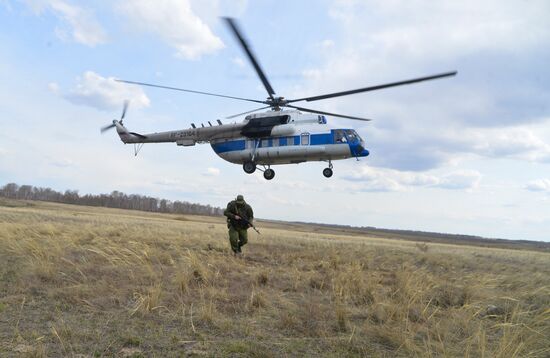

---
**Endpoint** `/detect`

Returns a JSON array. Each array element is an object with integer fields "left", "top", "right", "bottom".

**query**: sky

[{"left": 1, "top": 0, "right": 549, "bottom": 241}]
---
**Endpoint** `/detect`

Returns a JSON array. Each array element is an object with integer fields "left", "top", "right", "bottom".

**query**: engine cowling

[{"left": 240, "top": 115, "right": 290, "bottom": 138}]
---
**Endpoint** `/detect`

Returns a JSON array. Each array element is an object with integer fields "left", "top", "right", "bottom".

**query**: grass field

[{"left": 1, "top": 199, "right": 549, "bottom": 357}]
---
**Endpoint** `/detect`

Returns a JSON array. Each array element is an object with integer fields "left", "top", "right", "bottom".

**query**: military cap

[{"left": 236, "top": 194, "right": 245, "bottom": 203}]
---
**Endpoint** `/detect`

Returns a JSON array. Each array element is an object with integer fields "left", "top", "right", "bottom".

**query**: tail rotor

[{"left": 101, "top": 100, "right": 129, "bottom": 134}]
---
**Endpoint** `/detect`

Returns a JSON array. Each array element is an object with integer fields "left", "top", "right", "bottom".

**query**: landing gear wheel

[
  {"left": 243, "top": 161, "right": 256, "bottom": 174},
  {"left": 264, "top": 168, "right": 275, "bottom": 180},
  {"left": 323, "top": 168, "right": 333, "bottom": 178}
]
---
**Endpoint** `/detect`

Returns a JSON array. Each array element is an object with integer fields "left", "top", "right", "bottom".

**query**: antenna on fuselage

[
  {"left": 191, "top": 123, "right": 196, "bottom": 128},
  {"left": 217, "top": 119, "right": 222, "bottom": 125}
]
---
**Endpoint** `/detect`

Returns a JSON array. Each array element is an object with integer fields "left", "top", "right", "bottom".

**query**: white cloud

[
  {"left": 48, "top": 82, "right": 60, "bottom": 94},
  {"left": 154, "top": 178, "right": 184, "bottom": 187},
  {"left": 329, "top": 0, "right": 550, "bottom": 60},
  {"left": 1, "top": 0, "right": 12, "bottom": 10},
  {"left": 264, "top": 193, "right": 308, "bottom": 207},
  {"left": 203, "top": 167, "right": 220, "bottom": 176},
  {"left": 437, "top": 170, "right": 481, "bottom": 190},
  {"left": 49, "top": 157, "right": 76, "bottom": 168},
  {"left": 468, "top": 126, "right": 550, "bottom": 162},
  {"left": 525, "top": 179, "right": 550, "bottom": 193},
  {"left": 23, "top": 0, "right": 106, "bottom": 46},
  {"left": 320, "top": 39, "right": 335, "bottom": 49},
  {"left": 343, "top": 167, "right": 418, "bottom": 191},
  {"left": 63, "top": 71, "right": 150, "bottom": 111},
  {"left": 117, "top": 0, "right": 224, "bottom": 60},
  {"left": 232, "top": 57, "right": 246, "bottom": 68},
  {"left": 343, "top": 166, "right": 480, "bottom": 192}
]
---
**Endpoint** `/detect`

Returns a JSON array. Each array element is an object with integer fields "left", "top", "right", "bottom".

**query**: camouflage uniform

[{"left": 224, "top": 195, "right": 254, "bottom": 254}]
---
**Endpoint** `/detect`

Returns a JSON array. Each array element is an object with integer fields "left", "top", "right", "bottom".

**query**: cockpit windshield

[
  {"left": 344, "top": 129, "right": 363, "bottom": 143},
  {"left": 333, "top": 129, "right": 364, "bottom": 144}
]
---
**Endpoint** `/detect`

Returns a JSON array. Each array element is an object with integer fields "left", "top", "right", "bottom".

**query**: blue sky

[{"left": 1, "top": 0, "right": 549, "bottom": 241}]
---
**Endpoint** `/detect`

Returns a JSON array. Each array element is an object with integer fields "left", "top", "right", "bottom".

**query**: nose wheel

[{"left": 323, "top": 160, "right": 334, "bottom": 178}]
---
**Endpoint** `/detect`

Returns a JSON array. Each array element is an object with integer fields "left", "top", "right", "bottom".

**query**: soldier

[{"left": 224, "top": 195, "right": 254, "bottom": 255}]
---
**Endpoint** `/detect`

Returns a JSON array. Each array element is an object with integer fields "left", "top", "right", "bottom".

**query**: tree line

[{"left": 0, "top": 183, "right": 223, "bottom": 216}]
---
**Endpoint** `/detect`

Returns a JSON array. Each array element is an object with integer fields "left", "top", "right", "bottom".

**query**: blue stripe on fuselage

[
  {"left": 211, "top": 140, "right": 246, "bottom": 154},
  {"left": 310, "top": 133, "right": 332, "bottom": 145},
  {"left": 210, "top": 132, "right": 360, "bottom": 154}
]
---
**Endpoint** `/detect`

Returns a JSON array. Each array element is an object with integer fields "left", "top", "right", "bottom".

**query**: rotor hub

[{"left": 267, "top": 96, "right": 287, "bottom": 110}]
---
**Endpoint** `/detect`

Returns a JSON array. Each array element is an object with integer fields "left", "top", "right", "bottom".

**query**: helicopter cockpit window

[
  {"left": 334, "top": 129, "right": 347, "bottom": 143},
  {"left": 317, "top": 115, "right": 327, "bottom": 124},
  {"left": 344, "top": 129, "right": 357, "bottom": 142}
]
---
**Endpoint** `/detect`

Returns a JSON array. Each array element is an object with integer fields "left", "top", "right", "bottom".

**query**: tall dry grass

[{"left": 0, "top": 199, "right": 549, "bottom": 357}]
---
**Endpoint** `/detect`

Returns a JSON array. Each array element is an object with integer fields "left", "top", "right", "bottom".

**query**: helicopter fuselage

[
  {"left": 210, "top": 122, "right": 369, "bottom": 166},
  {"left": 113, "top": 110, "right": 369, "bottom": 179}
]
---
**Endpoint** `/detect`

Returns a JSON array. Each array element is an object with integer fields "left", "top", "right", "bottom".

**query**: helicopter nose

[{"left": 350, "top": 143, "right": 369, "bottom": 157}]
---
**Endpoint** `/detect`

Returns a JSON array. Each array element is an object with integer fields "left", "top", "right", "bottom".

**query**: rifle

[
  {"left": 241, "top": 216, "right": 260, "bottom": 234},
  {"left": 235, "top": 207, "right": 261, "bottom": 234}
]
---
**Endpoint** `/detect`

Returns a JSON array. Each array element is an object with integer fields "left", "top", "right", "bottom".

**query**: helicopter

[{"left": 102, "top": 17, "right": 456, "bottom": 180}]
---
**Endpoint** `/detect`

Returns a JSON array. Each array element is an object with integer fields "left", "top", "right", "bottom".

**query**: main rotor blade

[
  {"left": 226, "top": 106, "right": 272, "bottom": 119},
  {"left": 116, "top": 79, "right": 266, "bottom": 105},
  {"left": 121, "top": 100, "right": 129, "bottom": 120},
  {"left": 288, "top": 71, "right": 457, "bottom": 103},
  {"left": 100, "top": 123, "right": 116, "bottom": 134},
  {"left": 285, "top": 105, "right": 372, "bottom": 121},
  {"left": 223, "top": 17, "right": 276, "bottom": 99}
]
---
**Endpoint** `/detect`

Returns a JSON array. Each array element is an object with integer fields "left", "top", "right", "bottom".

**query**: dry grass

[{"left": 0, "top": 199, "right": 549, "bottom": 357}]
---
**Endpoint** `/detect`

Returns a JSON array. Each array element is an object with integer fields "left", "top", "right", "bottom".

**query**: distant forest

[{"left": 0, "top": 183, "right": 224, "bottom": 216}]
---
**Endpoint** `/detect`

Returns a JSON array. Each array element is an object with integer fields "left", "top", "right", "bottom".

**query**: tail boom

[{"left": 114, "top": 121, "right": 246, "bottom": 145}]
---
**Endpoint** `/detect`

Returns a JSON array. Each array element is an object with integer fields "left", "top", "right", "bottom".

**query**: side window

[
  {"left": 272, "top": 138, "right": 279, "bottom": 147},
  {"left": 301, "top": 133, "right": 310, "bottom": 145},
  {"left": 287, "top": 136, "right": 294, "bottom": 146},
  {"left": 261, "top": 139, "right": 269, "bottom": 148}
]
